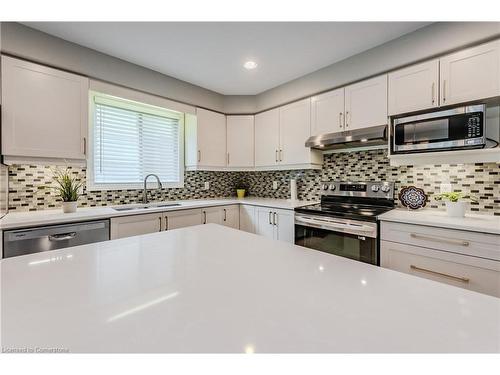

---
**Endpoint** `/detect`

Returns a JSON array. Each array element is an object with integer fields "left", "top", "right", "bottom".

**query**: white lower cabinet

[
  {"left": 111, "top": 213, "right": 162, "bottom": 240},
  {"left": 221, "top": 205, "right": 240, "bottom": 229},
  {"left": 380, "top": 221, "right": 500, "bottom": 298},
  {"left": 164, "top": 209, "right": 202, "bottom": 230},
  {"left": 201, "top": 205, "right": 240, "bottom": 229},
  {"left": 255, "top": 207, "right": 294, "bottom": 243},
  {"left": 239, "top": 205, "right": 256, "bottom": 233}
]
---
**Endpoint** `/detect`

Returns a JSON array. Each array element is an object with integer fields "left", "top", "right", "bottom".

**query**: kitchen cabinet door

[
  {"left": 195, "top": 108, "right": 227, "bottom": 167},
  {"left": 221, "top": 205, "right": 240, "bottom": 229},
  {"left": 164, "top": 209, "right": 202, "bottom": 230},
  {"left": 226, "top": 115, "right": 254, "bottom": 168},
  {"left": 274, "top": 209, "right": 295, "bottom": 243},
  {"left": 388, "top": 59, "right": 439, "bottom": 115},
  {"left": 311, "top": 88, "right": 345, "bottom": 135},
  {"left": 1, "top": 56, "right": 89, "bottom": 160},
  {"left": 202, "top": 207, "right": 223, "bottom": 225},
  {"left": 239, "top": 205, "right": 256, "bottom": 233},
  {"left": 279, "top": 98, "right": 312, "bottom": 165},
  {"left": 381, "top": 240, "right": 500, "bottom": 298},
  {"left": 255, "top": 207, "right": 275, "bottom": 240},
  {"left": 440, "top": 40, "right": 500, "bottom": 106},
  {"left": 254, "top": 108, "right": 280, "bottom": 167},
  {"left": 110, "top": 213, "right": 162, "bottom": 240},
  {"left": 344, "top": 75, "right": 388, "bottom": 131}
]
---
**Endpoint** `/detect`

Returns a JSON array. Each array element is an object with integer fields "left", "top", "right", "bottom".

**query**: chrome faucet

[{"left": 143, "top": 174, "right": 163, "bottom": 204}]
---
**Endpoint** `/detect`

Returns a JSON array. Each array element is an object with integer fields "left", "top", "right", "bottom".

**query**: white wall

[
  {"left": 254, "top": 22, "right": 500, "bottom": 112},
  {"left": 0, "top": 22, "right": 226, "bottom": 112}
]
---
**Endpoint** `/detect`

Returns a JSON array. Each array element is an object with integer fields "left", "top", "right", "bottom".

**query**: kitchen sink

[{"left": 113, "top": 203, "right": 181, "bottom": 212}]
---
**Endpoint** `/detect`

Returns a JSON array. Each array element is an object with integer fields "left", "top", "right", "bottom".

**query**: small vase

[
  {"left": 445, "top": 201, "right": 466, "bottom": 218},
  {"left": 62, "top": 201, "right": 78, "bottom": 213},
  {"left": 236, "top": 189, "right": 246, "bottom": 198}
]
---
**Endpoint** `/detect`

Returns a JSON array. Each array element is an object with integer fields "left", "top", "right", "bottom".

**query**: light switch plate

[
  {"left": 204, "top": 182, "right": 210, "bottom": 190},
  {"left": 272, "top": 181, "right": 278, "bottom": 190}
]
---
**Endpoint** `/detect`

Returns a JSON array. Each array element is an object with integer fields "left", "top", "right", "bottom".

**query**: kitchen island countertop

[{"left": 1, "top": 224, "right": 499, "bottom": 353}]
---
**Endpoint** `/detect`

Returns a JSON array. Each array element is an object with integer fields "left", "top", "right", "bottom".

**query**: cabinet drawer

[
  {"left": 381, "top": 241, "right": 500, "bottom": 298},
  {"left": 380, "top": 221, "right": 500, "bottom": 261}
]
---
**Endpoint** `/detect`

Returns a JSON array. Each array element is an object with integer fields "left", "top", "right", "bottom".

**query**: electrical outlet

[
  {"left": 440, "top": 183, "right": 452, "bottom": 193},
  {"left": 272, "top": 181, "right": 278, "bottom": 190},
  {"left": 204, "top": 181, "right": 210, "bottom": 190}
]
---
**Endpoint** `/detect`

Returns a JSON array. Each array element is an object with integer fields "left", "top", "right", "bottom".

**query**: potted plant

[
  {"left": 434, "top": 192, "right": 477, "bottom": 218},
  {"left": 51, "top": 167, "right": 84, "bottom": 213},
  {"left": 235, "top": 180, "right": 248, "bottom": 199}
]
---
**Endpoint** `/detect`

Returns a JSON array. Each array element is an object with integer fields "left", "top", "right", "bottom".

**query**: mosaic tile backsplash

[{"left": 7, "top": 149, "right": 500, "bottom": 215}]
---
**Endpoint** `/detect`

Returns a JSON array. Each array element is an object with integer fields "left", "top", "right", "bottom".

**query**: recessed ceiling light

[{"left": 243, "top": 61, "right": 258, "bottom": 70}]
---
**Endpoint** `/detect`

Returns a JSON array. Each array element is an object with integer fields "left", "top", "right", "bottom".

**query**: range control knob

[
  {"left": 371, "top": 185, "right": 380, "bottom": 192},
  {"left": 381, "top": 185, "right": 391, "bottom": 193},
  {"left": 322, "top": 184, "right": 329, "bottom": 190},
  {"left": 329, "top": 184, "right": 336, "bottom": 191}
]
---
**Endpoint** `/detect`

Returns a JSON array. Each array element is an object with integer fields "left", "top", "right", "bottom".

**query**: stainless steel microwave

[{"left": 392, "top": 105, "right": 486, "bottom": 154}]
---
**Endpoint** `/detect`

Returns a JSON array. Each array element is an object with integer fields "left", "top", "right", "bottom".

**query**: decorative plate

[{"left": 398, "top": 186, "right": 428, "bottom": 210}]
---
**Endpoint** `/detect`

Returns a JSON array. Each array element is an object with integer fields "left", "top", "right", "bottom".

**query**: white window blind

[{"left": 89, "top": 93, "right": 184, "bottom": 190}]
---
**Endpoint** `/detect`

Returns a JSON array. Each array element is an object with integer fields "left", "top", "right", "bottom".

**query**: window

[{"left": 88, "top": 92, "right": 184, "bottom": 190}]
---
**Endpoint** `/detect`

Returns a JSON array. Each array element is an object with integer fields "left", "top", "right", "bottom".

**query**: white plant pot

[
  {"left": 62, "top": 201, "right": 78, "bottom": 214},
  {"left": 445, "top": 201, "right": 466, "bottom": 218}
]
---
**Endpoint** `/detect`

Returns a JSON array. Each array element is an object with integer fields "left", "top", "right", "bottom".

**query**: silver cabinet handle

[
  {"left": 165, "top": 216, "right": 169, "bottom": 231},
  {"left": 227, "top": 153, "right": 230, "bottom": 165},
  {"left": 273, "top": 212, "right": 277, "bottom": 226},
  {"left": 83, "top": 137, "right": 87, "bottom": 156},
  {"left": 339, "top": 112, "right": 343, "bottom": 128},
  {"left": 279, "top": 149, "right": 283, "bottom": 162},
  {"left": 269, "top": 211, "right": 272, "bottom": 225},
  {"left": 203, "top": 211, "right": 207, "bottom": 224},
  {"left": 442, "top": 80, "right": 446, "bottom": 103},
  {"left": 431, "top": 82, "right": 435, "bottom": 104},
  {"left": 159, "top": 217, "right": 162, "bottom": 232},
  {"left": 410, "top": 265, "right": 470, "bottom": 283},
  {"left": 48, "top": 232, "right": 76, "bottom": 241},
  {"left": 410, "top": 233, "right": 469, "bottom": 247},
  {"left": 275, "top": 149, "right": 278, "bottom": 163},
  {"left": 198, "top": 150, "right": 201, "bottom": 163},
  {"left": 345, "top": 111, "right": 349, "bottom": 128},
  {"left": 223, "top": 208, "right": 227, "bottom": 222}
]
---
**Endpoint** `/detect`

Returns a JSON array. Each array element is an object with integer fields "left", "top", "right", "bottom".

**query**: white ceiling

[{"left": 24, "top": 22, "right": 431, "bottom": 95}]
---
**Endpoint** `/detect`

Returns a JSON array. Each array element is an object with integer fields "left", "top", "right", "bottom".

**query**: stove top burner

[
  {"left": 294, "top": 180, "right": 395, "bottom": 222},
  {"left": 295, "top": 202, "right": 393, "bottom": 222}
]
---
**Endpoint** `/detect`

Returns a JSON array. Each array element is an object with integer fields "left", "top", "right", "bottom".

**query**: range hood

[{"left": 305, "top": 125, "right": 387, "bottom": 150}]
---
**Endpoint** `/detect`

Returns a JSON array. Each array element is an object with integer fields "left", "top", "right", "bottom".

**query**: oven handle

[{"left": 295, "top": 216, "right": 375, "bottom": 234}]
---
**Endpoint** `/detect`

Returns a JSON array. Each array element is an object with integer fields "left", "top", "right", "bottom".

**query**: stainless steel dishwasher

[{"left": 2, "top": 220, "right": 110, "bottom": 258}]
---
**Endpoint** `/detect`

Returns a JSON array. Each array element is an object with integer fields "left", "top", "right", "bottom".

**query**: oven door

[{"left": 294, "top": 214, "right": 378, "bottom": 265}]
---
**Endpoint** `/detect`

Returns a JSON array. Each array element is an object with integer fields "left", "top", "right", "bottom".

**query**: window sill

[{"left": 86, "top": 182, "right": 184, "bottom": 192}]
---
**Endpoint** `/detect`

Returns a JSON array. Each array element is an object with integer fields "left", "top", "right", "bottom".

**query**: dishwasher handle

[{"left": 48, "top": 232, "right": 77, "bottom": 241}]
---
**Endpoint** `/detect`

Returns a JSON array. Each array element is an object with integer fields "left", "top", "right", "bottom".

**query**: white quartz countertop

[
  {"left": 378, "top": 208, "right": 500, "bottom": 235},
  {"left": 1, "top": 224, "right": 499, "bottom": 353},
  {"left": 0, "top": 197, "right": 315, "bottom": 230}
]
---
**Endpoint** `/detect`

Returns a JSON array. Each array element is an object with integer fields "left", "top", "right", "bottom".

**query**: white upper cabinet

[
  {"left": 279, "top": 98, "right": 313, "bottom": 165},
  {"left": 226, "top": 115, "right": 254, "bottom": 168},
  {"left": 440, "top": 40, "right": 500, "bottom": 106},
  {"left": 185, "top": 108, "right": 226, "bottom": 169},
  {"left": 1, "top": 56, "right": 89, "bottom": 161},
  {"left": 344, "top": 75, "right": 388, "bottom": 131},
  {"left": 311, "top": 88, "right": 345, "bottom": 135},
  {"left": 254, "top": 108, "right": 280, "bottom": 167},
  {"left": 388, "top": 59, "right": 439, "bottom": 115}
]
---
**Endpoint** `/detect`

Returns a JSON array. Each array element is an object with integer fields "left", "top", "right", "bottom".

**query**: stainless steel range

[{"left": 294, "top": 181, "right": 394, "bottom": 265}]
